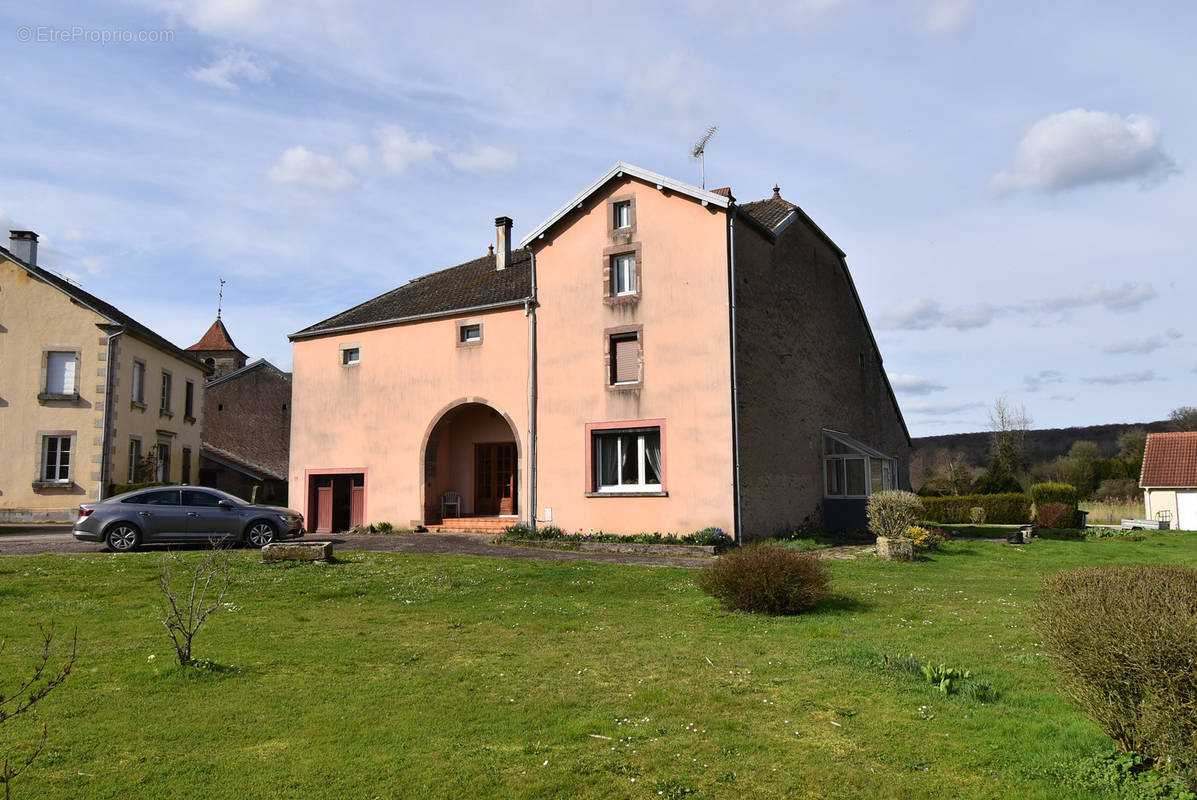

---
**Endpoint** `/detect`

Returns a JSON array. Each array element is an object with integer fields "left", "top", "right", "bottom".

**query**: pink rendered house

[{"left": 288, "top": 163, "right": 910, "bottom": 539}]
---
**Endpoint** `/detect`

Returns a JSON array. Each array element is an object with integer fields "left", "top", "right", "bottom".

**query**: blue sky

[{"left": 2, "top": 0, "right": 1193, "bottom": 436}]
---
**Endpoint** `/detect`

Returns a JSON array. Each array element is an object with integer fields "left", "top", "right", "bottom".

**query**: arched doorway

[{"left": 422, "top": 401, "right": 521, "bottom": 524}]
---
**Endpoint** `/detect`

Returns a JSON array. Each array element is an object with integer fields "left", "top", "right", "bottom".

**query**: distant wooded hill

[{"left": 912, "top": 419, "right": 1173, "bottom": 467}]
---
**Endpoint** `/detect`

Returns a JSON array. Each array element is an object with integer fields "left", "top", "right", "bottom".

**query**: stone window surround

[
  {"left": 601, "top": 242, "right": 643, "bottom": 305},
  {"left": 456, "top": 319, "right": 483, "bottom": 349},
  {"left": 159, "top": 369, "right": 173, "bottom": 417},
  {"left": 606, "top": 192, "right": 637, "bottom": 239},
  {"left": 37, "top": 346, "right": 81, "bottom": 403},
  {"left": 32, "top": 428, "right": 76, "bottom": 490},
  {"left": 583, "top": 418, "right": 668, "bottom": 497},
  {"left": 131, "top": 358, "right": 147, "bottom": 409},
  {"left": 604, "top": 324, "right": 644, "bottom": 391}
]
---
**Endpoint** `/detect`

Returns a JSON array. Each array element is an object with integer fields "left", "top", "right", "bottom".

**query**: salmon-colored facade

[{"left": 289, "top": 163, "right": 910, "bottom": 539}]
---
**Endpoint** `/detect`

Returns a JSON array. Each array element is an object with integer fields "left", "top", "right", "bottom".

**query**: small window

[
  {"left": 594, "top": 428, "right": 662, "bottom": 492},
  {"left": 612, "top": 253, "right": 636, "bottom": 296},
  {"left": 184, "top": 380, "right": 195, "bottom": 420},
  {"left": 45, "top": 351, "right": 77, "bottom": 396},
  {"left": 609, "top": 332, "right": 640, "bottom": 385},
  {"left": 341, "top": 347, "right": 360, "bottom": 366},
  {"left": 41, "top": 436, "right": 72, "bottom": 482},
  {"left": 459, "top": 324, "right": 482, "bottom": 344},
  {"left": 128, "top": 438, "right": 142, "bottom": 482},
  {"left": 613, "top": 201, "right": 631, "bottom": 229},
  {"left": 160, "top": 371, "right": 173, "bottom": 414},
  {"left": 132, "top": 360, "right": 146, "bottom": 405}
]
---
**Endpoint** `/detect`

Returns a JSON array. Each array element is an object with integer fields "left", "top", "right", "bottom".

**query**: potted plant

[{"left": 866, "top": 490, "right": 924, "bottom": 561}]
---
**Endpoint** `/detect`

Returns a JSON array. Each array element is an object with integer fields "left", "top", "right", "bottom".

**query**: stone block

[
  {"left": 262, "top": 541, "right": 333, "bottom": 563},
  {"left": 876, "top": 536, "right": 914, "bottom": 561}
]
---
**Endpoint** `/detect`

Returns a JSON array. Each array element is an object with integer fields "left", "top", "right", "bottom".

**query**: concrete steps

[{"left": 427, "top": 517, "right": 513, "bottom": 534}]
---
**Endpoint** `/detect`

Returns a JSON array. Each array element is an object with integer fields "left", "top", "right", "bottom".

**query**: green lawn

[{"left": 2, "top": 534, "right": 1195, "bottom": 799}]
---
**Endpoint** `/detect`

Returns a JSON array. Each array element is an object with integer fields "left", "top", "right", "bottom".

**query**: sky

[{"left": 1, "top": 0, "right": 1193, "bottom": 437}]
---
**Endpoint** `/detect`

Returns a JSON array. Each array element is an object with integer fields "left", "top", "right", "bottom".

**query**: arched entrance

[{"left": 421, "top": 401, "right": 521, "bottom": 524}]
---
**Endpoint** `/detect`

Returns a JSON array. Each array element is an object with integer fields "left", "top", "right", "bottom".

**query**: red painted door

[{"left": 317, "top": 485, "right": 333, "bottom": 533}]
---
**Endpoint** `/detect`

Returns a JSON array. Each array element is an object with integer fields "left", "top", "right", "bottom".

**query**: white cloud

[
  {"left": 377, "top": 124, "right": 439, "bottom": 175},
  {"left": 267, "top": 146, "right": 355, "bottom": 191},
  {"left": 1081, "top": 370, "right": 1163, "bottom": 386},
  {"left": 188, "top": 50, "right": 271, "bottom": 91},
  {"left": 916, "top": 0, "right": 971, "bottom": 33},
  {"left": 1024, "top": 370, "right": 1065, "bottom": 392},
  {"left": 63, "top": 228, "right": 85, "bottom": 242},
  {"left": 1064, "top": 282, "right": 1157, "bottom": 311},
  {"left": 449, "top": 145, "right": 517, "bottom": 173},
  {"left": 992, "top": 109, "right": 1176, "bottom": 193},
  {"left": 904, "top": 401, "right": 986, "bottom": 416},
  {"left": 1104, "top": 330, "right": 1182, "bottom": 355},
  {"left": 888, "top": 373, "right": 945, "bottom": 395},
  {"left": 343, "top": 144, "right": 371, "bottom": 169},
  {"left": 878, "top": 297, "right": 944, "bottom": 330}
]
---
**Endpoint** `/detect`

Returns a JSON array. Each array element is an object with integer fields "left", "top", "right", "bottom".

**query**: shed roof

[{"left": 1141, "top": 431, "right": 1197, "bottom": 488}]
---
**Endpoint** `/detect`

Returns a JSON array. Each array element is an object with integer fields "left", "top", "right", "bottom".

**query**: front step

[{"left": 428, "top": 517, "right": 513, "bottom": 533}]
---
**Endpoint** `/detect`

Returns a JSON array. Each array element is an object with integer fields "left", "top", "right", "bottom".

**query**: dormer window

[{"left": 613, "top": 201, "right": 631, "bottom": 229}]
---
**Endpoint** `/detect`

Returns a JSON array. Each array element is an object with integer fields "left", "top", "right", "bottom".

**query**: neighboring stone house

[
  {"left": 0, "top": 231, "right": 208, "bottom": 522},
  {"left": 196, "top": 357, "right": 292, "bottom": 505},
  {"left": 288, "top": 163, "right": 910, "bottom": 538},
  {"left": 1141, "top": 431, "right": 1197, "bottom": 530}
]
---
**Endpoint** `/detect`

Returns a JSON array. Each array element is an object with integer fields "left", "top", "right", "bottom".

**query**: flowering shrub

[
  {"left": 502, "top": 524, "right": 730, "bottom": 548},
  {"left": 906, "top": 525, "right": 950, "bottom": 551},
  {"left": 867, "top": 490, "right": 924, "bottom": 540}
]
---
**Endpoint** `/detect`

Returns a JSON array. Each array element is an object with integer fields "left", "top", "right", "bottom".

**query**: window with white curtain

[
  {"left": 594, "top": 428, "right": 661, "bottom": 492},
  {"left": 45, "top": 351, "right": 76, "bottom": 395}
]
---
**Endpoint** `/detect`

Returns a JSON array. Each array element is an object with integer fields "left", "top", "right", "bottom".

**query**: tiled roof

[
  {"left": 188, "top": 317, "right": 244, "bottom": 354},
  {"left": 202, "top": 443, "right": 286, "bottom": 482},
  {"left": 1141, "top": 432, "right": 1197, "bottom": 488},
  {"left": 0, "top": 245, "right": 210, "bottom": 372},
  {"left": 740, "top": 187, "right": 796, "bottom": 231},
  {"left": 292, "top": 248, "right": 532, "bottom": 338}
]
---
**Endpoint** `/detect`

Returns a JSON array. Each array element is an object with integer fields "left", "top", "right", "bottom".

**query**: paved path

[{"left": 0, "top": 527, "right": 710, "bottom": 568}]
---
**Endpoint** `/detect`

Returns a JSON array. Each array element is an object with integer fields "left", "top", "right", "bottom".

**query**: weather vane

[
  {"left": 691, "top": 125, "right": 718, "bottom": 189},
  {"left": 217, "top": 278, "right": 226, "bottom": 319}
]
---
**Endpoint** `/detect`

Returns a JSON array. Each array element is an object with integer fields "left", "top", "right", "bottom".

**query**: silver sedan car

[{"left": 73, "top": 486, "right": 304, "bottom": 552}]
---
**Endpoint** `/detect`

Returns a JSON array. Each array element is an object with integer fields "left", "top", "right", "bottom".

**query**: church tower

[{"left": 187, "top": 317, "right": 247, "bottom": 380}]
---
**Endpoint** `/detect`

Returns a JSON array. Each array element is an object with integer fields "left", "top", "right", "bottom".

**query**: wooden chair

[{"left": 441, "top": 490, "right": 461, "bottom": 519}]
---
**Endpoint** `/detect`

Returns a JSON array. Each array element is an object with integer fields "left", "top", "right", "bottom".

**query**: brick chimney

[
  {"left": 9, "top": 230, "right": 38, "bottom": 266},
  {"left": 494, "top": 216, "right": 512, "bottom": 271}
]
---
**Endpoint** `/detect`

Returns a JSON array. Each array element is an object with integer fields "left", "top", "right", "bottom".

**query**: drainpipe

[
  {"left": 526, "top": 251, "right": 538, "bottom": 533},
  {"left": 726, "top": 209, "right": 743, "bottom": 544},
  {"left": 99, "top": 327, "right": 124, "bottom": 498}
]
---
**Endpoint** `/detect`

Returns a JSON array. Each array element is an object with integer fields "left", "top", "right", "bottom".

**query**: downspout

[
  {"left": 526, "top": 251, "right": 538, "bottom": 534},
  {"left": 727, "top": 209, "right": 743, "bottom": 544},
  {"left": 99, "top": 327, "right": 124, "bottom": 499}
]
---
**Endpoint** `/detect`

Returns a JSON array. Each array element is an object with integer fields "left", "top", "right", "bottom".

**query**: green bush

[
  {"left": 1031, "top": 483, "right": 1079, "bottom": 528},
  {"left": 698, "top": 543, "right": 830, "bottom": 615},
  {"left": 501, "top": 524, "right": 730, "bottom": 547},
  {"left": 921, "top": 493, "right": 1031, "bottom": 524},
  {"left": 866, "top": 490, "right": 924, "bottom": 539},
  {"left": 1037, "top": 565, "right": 1197, "bottom": 784}
]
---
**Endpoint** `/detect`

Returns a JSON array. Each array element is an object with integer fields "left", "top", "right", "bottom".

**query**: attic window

[
  {"left": 341, "top": 347, "right": 360, "bottom": 366},
  {"left": 613, "top": 201, "right": 631, "bottom": 229},
  {"left": 460, "top": 324, "right": 481, "bottom": 343}
]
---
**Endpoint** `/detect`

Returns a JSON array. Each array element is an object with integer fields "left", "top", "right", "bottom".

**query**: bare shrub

[
  {"left": 866, "top": 490, "right": 924, "bottom": 540},
  {"left": 969, "top": 506, "right": 986, "bottom": 525},
  {"left": 159, "top": 543, "right": 234, "bottom": 666},
  {"left": 1036, "top": 503, "right": 1070, "bottom": 529},
  {"left": 698, "top": 544, "right": 830, "bottom": 615},
  {"left": 1037, "top": 565, "right": 1197, "bottom": 783},
  {"left": 1, "top": 623, "right": 76, "bottom": 800}
]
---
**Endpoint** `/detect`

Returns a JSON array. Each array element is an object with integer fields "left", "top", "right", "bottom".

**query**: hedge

[
  {"left": 921, "top": 492, "right": 1031, "bottom": 524},
  {"left": 1030, "top": 482, "right": 1079, "bottom": 528}
]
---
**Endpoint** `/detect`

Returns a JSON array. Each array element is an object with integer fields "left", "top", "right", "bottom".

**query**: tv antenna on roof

[{"left": 691, "top": 125, "right": 718, "bottom": 189}]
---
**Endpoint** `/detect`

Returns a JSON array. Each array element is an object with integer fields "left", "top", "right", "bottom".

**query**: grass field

[{"left": 2, "top": 534, "right": 1195, "bottom": 799}]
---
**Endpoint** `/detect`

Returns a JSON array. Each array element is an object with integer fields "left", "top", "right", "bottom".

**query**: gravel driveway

[{"left": 0, "top": 526, "right": 709, "bottom": 568}]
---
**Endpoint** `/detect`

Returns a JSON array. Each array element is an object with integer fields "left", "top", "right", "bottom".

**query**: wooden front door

[
  {"left": 475, "top": 443, "right": 516, "bottom": 515},
  {"left": 316, "top": 485, "right": 333, "bottom": 533}
]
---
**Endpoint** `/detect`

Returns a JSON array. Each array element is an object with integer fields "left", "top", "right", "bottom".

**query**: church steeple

[{"left": 187, "top": 316, "right": 248, "bottom": 380}]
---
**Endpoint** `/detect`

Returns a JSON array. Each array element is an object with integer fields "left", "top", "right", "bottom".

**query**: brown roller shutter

[{"left": 612, "top": 334, "right": 640, "bottom": 383}]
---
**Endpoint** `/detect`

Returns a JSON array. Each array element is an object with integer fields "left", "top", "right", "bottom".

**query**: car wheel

[
  {"left": 105, "top": 523, "right": 141, "bottom": 552},
  {"left": 245, "top": 521, "right": 276, "bottom": 548}
]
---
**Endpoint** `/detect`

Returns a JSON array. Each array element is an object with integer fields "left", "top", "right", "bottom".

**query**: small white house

[{"left": 1141, "top": 432, "right": 1197, "bottom": 531}]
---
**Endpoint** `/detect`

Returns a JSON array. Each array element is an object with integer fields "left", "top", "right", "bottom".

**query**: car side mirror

[{"left": 218, "top": 500, "right": 234, "bottom": 509}]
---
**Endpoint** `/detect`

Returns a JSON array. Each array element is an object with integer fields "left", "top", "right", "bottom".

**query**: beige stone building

[
  {"left": 0, "top": 231, "right": 209, "bottom": 521},
  {"left": 289, "top": 163, "right": 909, "bottom": 538}
]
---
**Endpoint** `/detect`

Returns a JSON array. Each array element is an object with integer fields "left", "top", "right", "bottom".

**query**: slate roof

[
  {"left": 0, "top": 244, "right": 210, "bottom": 371},
  {"left": 292, "top": 249, "right": 532, "bottom": 338},
  {"left": 201, "top": 443, "right": 286, "bottom": 482},
  {"left": 188, "top": 317, "right": 245, "bottom": 354},
  {"left": 1141, "top": 432, "right": 1197, "bottom": 488},
  {"left": 740, "top": 187, "right": 797, "bottom": 231}
]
